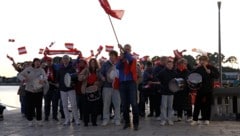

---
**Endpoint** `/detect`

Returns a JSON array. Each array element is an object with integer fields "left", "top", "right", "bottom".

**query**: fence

[{"left": 211, "top": 87, "right": 240, "bottom": 121}]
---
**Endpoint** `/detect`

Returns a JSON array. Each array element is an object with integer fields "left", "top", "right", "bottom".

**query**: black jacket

[
  {"left": 157, "top": 68, "right": 177, "bottom": 95},
  {"left": 57, "top": 63, "right": 76, "bottom": 92},
  {"left": 192, "top": 65, "right": 220, "bottom": 94}
]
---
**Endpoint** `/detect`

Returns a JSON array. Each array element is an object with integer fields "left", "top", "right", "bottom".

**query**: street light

[{"left": 217, "top": 1, "right": 222, "bottom": 86}]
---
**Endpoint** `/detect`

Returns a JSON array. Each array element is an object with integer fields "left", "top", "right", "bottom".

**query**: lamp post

[{"left": 217, "top": 1, "right": 222, "bottom": 86}]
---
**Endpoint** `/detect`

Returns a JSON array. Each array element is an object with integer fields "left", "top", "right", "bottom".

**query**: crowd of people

[{"left": 7, "top": 44, "right": 220, "bottom": 130}]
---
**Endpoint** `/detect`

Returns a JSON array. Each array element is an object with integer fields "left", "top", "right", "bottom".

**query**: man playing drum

[{"left": 190, "top": 55, "right": 220, "bottom": 125}]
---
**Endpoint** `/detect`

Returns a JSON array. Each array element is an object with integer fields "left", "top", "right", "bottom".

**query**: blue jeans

[
  {"left": 102, "top": 87, "right": 121, "bottom": 122},
  {"left": 161, "top": 95, "right": 174, "bottom": 122},
  {"left": 119, "top": 81, "right": 139, "bottom": 125},
  {"left": 20, "top": 95, "right": 26, "bottom": 115}
]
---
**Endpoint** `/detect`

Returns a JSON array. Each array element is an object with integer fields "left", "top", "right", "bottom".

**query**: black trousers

[
  {"left": 76, "top": 94, "right": 85, "bottom": 120},
  {"left": 44, "top": 86, "right": 60, "bottom": 119},
  {"left": 0, "top": 104, "right": 6, "bottom": 114},
  {"left": 83, "top": 97, "right": 99, "bottom": 125},
  {"left": 25, "top": 91, "right": 43, "bottom": 121},
  {"left": 139, "top": 90, "right": 161, "bottom": 117},
  {"left": 193, "top": 92, "right": 212, "bottom": 121}
]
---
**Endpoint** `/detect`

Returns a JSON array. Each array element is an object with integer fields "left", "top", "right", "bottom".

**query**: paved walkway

[{"left": 0, "top": 109, "right": 240, "bottom": 136}]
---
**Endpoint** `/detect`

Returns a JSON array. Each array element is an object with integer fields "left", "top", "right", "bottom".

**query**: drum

[
  {"left": 107, "top": 66, "right": 119, "bottom": 82},
  {"left": 64, "top": 73, "right": 78, "bottom": 87},
  {"left": 187, "top": 73, "right": 202, "bottom": 90},
  {"left": 85, "top": 85, "right": 100, "bottom": 101},
  {"left": 169, "top": 78, "right": 186, "bottom": 93},
  {"left": 33, "top": 79, "right": 44, "bottom": 90}
]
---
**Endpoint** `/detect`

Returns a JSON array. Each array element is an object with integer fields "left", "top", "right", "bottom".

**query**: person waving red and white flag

[
  {"left": 99, "top": 0, "right": 124, "bottom": 20},
  {"left": 65, "top": 43, "right": 74, "bottom": 50},
  {"left": 105, "top": 45, "right": 114, "bottom": 52},
  {"left": 18, "top": 46, "right": 27, "bottom": 55}
]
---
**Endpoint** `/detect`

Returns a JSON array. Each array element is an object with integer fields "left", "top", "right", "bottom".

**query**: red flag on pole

[
  {"left": 39, "top": 48, "right": 44, "bottom": 54},
  {"left": 99, "top": 0, "right": 124, "bottom": 20},
  {"left": 18, "top": 46, "right": 27, "bottom": 55},
  {"left": 105, "top": 45, "right": 114, "bottom": 52},
  {"left": 65, "top": 43, "right": 74, "bottom": 50}
]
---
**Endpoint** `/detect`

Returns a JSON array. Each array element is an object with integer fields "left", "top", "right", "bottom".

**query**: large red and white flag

[
  {"left": 18, "top": 46, "right": 27, "bottom": 55},
  {"left": 39, "top": 48, "right": 44, "bottom": 54},
  {"left": 65, "top": 43, "right": 74, "bottom": 50},
  {"left": 105, "top": 45, "right": 114, "bottom": 52},
  {"left": 99, "top": 0, "right": 124, "bottom": 20}
]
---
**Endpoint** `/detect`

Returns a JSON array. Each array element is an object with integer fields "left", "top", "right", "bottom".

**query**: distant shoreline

[{"left": 0, "top": 83, "right": 20, "bottom": 86}]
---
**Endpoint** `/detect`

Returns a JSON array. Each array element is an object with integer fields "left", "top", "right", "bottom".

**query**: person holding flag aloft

[{"left": 116, "top": 44, "right": 139, "bottom": 130}]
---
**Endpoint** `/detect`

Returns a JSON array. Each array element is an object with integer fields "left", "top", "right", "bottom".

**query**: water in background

[{"left": 0, "top": 86, "right": 20, "bottom": 110}]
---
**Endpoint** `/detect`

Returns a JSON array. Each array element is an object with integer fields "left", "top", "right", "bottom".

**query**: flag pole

[{"left": 108, "top": 15, "right": 120, "bottom": 45}]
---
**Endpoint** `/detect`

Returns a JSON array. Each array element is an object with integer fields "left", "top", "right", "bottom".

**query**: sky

[{"left": 0, "top": 0, "right": 240, "bottom": 77}]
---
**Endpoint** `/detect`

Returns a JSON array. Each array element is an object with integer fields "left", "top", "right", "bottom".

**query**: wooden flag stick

[{"left": 108, "top": 15, "right": 120, "bottom": 45}]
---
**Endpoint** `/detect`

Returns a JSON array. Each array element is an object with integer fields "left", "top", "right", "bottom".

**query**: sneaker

[
  {"left": 123, "top": 123, "right": 130, "bottom": 129},
  {"left": 203, "top": 120, "right": 210, "bottom": 125},
  {"left": 168, "top": 120, "right": 174, "bottom": 125},
  {"left": 156, "top": 116, "right": 161, "bottom": 121},
  {"left": 186, "top": 117, "right": 193, "bottom": 122},
  {"left": 37, "top": 121, "right": 43, "bottom": 126},
  {"left": 63, "top": 120, "right": 70, "bottom": 126},
  {"left": 28, "top": 121, "right": 34, "bottom": 127},
  {"left": 190, "top": 120, "right": 201, "bottom": 126},
  {"left": 102, "top": 120, "right": 109, "bottom": 126},
  {"left": 115, "top": 120, "right": 121, "bottom": 126},
  {"left": 177, "top": 117, "right": 182, "bottom": 121},
  {"left": 134, "top": 125, "right": 139, "bottom": 131},
  {"left": 53, "top": 117, "right": 59, "bottom": 121},
  {"left": 160, "top": 120, "right": 166, "bottom": 126},
  {"left": 147, "top": 113, "right": 153, "bottom": 117},
  {"left": 75, "top": 121, "right": 80, "bottom": 126}
]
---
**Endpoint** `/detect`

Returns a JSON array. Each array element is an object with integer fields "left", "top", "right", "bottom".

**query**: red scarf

[
  {"left": 87, "top": 72, "right": 98, "bottom": 85},
  {"left": 177, "top": 64, "right": 187, "bottom": 72},
  {"left": 47, "top": 67, "right": 54, "bottom": 81},
  {"left": 123, "top": 59, "right": 137, "bottom": 81}
]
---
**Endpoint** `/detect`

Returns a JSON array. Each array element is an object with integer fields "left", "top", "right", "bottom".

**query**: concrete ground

[{"left": 0, "top": 109, "right": 240, "bottom": 136}]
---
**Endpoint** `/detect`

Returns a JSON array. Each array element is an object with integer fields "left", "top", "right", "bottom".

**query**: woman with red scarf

[{"left": 79, "top": 58, "right": 101, "bottom": 126}]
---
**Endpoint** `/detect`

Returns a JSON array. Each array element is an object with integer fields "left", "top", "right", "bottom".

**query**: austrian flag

[
  {"left": 99, "top": 0, "right": 124, "bottom": 20},
  {"left": 65, "top": 43, "right": 74, "bottom": 50},
  {"left": 18, "top": 46, "right": 27, "bottom": 55},
  {"left": 105, "top": 45, "right": 114, "bottom": 52}
]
